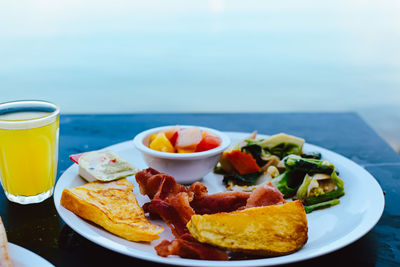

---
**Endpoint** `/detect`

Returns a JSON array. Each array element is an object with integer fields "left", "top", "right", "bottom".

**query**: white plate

[
  {"left": 8, "top": 243, "right": 54, "bottom": 267},
  {"left": 54, "top": 132, "right": 385, "bottom": 267}
]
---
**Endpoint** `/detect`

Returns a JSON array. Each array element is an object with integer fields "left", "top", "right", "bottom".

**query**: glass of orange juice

[{"left": 0, "top": 100, "right": 60, "bottom": 204}]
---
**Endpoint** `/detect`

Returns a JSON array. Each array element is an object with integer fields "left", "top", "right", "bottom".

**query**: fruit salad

[{"left": 148, "top": 126, "right": 222, "bottom": 153}]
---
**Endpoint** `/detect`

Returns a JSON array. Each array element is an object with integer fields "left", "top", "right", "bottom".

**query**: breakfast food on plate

[
  {"left": 69, "top": 149, "right": 138, "bottom": 182},
  {"left": 187, "top": 201, "right": 308, "bottom": 256},
  {"left": 214, "top": 132, "right": 345, "bottom": 213},
  {"left": 135, "top": 168, "right": 307, "bottom": 260},
  {"left": 60, "top": 178, "right": 163, "bottom": 242},
  {"left": 0, "top": 217, "right": 12, "bottom": 267},
  {"left": 148, "top": 126, "right": 222, "bottom": 153}
]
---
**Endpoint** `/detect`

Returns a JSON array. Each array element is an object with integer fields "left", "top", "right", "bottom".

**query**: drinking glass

[{"left": 0, "top": 100, "right": 60, "bottom": 204}]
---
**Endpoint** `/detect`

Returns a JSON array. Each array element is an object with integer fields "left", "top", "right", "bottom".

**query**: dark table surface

[{"left": 1, "top": 112, "right": 399, "bottom": 267}]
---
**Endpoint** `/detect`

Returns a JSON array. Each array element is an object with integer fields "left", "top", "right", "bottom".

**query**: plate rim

[
  {"left": 8, "top": 242, "right": 54, "bottom": 267},
  {"left": 54, "top": 131, "right": 385, "bottom": 266}
]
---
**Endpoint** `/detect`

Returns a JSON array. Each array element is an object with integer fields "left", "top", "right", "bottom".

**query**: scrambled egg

[{"left": 187, "top": 200, "right": 308, "bottom": 256}]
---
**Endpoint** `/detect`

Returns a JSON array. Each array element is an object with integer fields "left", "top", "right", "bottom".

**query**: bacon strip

[
  {"left": 135, "top": 168, "right": 187, "bottom": 200},
  {"left": 187, "top": 182, "right": 208, "bottom": 200},
  {"left": 155, "top": 233, "right": 228, "bottom": 260},
  {"left": 245, "top": 182, "right": 285, "bottom": 208},
  {"left": 146, "top": 199, "right": 190, "bottom": 237},
  {"left": 149, "top": 199, "right": 229, "bottom": 260},
  {"left": 190, "top": 191, "right": 250, "bottom": 214},
  {"left": 135, "top": 168, "right": 286, "bottom": 261},
  {"left": 135, "top": 167, "right": 159, "bottom": 192}
]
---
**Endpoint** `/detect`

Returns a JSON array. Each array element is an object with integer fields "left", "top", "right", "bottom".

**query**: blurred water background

[{"left": 1, "top": 0, "right": 399, "bottom": 151}]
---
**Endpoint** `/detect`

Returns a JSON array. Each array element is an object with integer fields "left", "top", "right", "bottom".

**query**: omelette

[
  {"left": 187, "top": 200, "right": 308, "bottom": 256},
  {"left": 61, "top": 178, "right": 163, "bottom": 242}
]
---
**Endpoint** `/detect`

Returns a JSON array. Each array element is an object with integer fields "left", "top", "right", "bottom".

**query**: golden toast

[
  {"left": 187, "top": 200, "right": 308, "bottom": 256},
  {"left": 61, "top": 178, "right": 163, "bottom": 242}
]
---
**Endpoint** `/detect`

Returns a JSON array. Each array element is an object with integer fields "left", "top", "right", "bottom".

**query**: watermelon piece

[{"left": 195, "top": 135, "right": 221, "bottom": 152}]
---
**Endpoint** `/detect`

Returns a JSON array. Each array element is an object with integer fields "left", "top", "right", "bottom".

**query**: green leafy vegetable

[
  {"left": 271, "top": 171, "right": 300, "bottom": 198},
  {"left": 222, "top": 172, "right": 260, "bottom": 186},
  {"left": 261, "top": 133, "right": 305, "bottom": 158},
  {"left": 215, "top": 132, "right": 345, "bottom": 214},
  {"left": 245, "top": 133, "right": 304, "bottom": 159},
  {"left": 284, "top": 155, "right": 334, "bottom": 175},
  {"left": 213, "top": 165, "right": 226, "bottom": 175},
  {"left": 302, "top": 170, "right": 345, "bottom": 205},
  {"left": 304, "top": 199, "right": 341, "bottom": 213},
  {"left": 296, "top": 174, "right": 313, "bottom": 201},
  {"left": 301, "top": 152, "right": 322, "bottom": 159}
]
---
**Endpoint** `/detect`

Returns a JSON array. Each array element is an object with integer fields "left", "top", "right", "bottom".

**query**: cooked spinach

[
  {"left": 301, "top": 151, "right": 322, "bottom": 159},
  {"left": 222, "top": 172, "right": 260, "bottom": 186}
]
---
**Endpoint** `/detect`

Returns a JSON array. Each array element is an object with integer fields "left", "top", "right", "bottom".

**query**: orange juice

[{"left": 0, "top": 101, "right": 59, "bottom": 204}]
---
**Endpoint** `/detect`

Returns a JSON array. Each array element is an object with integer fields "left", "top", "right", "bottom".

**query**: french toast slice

[
  {"left": 61, "top": 178, "right": 163, "bottom": 242},
  {"left": 187, "top": 200, "right": 308, "bottom": 256}
]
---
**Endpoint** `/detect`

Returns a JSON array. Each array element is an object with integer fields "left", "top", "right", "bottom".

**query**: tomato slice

[{"left": 195, "top": 135, "right": 222, "bottom": 152}]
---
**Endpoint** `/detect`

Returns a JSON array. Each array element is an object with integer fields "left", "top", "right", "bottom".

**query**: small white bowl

[{"left": 133, "top": 125, "right": 231, "bottom": 184}]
